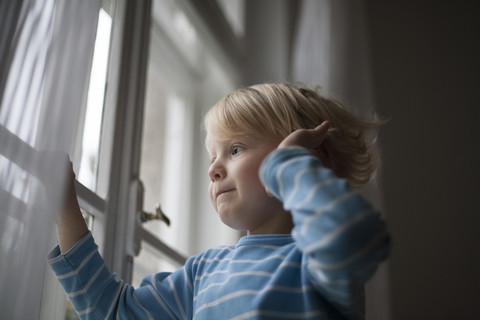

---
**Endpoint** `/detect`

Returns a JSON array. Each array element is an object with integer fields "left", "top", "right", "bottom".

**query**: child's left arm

[{"left": 259, "top": 122, "right": 390, "bottom": 318}]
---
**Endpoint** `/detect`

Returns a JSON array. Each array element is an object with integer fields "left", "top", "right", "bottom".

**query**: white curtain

[
  {"left": 291, "top": 1, "right": 390, "bottom": 319},
  {"left": 292, "top": 0, "right": 375, "bottom": 114},
  {"left": 0, "top": 0, "right": 100, "bottom": 318}
]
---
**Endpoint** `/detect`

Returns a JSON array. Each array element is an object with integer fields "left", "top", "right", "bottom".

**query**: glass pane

[
  {"left": 151, "top": 0, "right": 200, "bottom": 66},
  {"left": 77, "top": 8, "right": 112, "bottom": 192},
  {"left": 140, "top": 77, "right": 191, "bottom": 255},
  {"left": 80, "top": 208, "right": 95, "bottom": 231},
  {"left": 132, "top": 241, "right": 179, "bottom": 288},
  {"left": 63, "top": 5, "right": 111, "bottom": 319}
]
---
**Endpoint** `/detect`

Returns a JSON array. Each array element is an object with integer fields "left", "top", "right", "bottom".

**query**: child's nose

[{"left": 208, "top": 161, "right": 226, "bottom": 181}]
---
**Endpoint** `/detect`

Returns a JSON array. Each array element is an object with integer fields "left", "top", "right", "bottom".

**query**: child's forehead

[{"left": 207, "top": 133, "right": 244, "bottom": 145}]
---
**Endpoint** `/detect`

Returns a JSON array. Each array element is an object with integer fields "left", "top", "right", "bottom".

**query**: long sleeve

[
  {"left": 259, "top": 146, "right": 390, "bottom": 319},
  {"left": 47, "top": 232, "right": 194, "bottom": 319}
]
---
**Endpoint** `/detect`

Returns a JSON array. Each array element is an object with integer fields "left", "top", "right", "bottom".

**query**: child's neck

[{"left": 247, "top": 213, "right": 293, "bottom": 235}]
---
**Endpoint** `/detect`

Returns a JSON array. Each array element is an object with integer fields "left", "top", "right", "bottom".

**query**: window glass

[
  {"left": 151, "top": 0, "right": 199, "bottom": 66},
  {"left": 132, "top": 241, "right": 179, "bottom": 288},
  {"left": 77, "top": 8, "right": 112, "bottom": 193},
  {"left": 62, "top": 5, "right": 113, "bottom": 320},
  {"left": 133, "top": 0, "right": 239, "bottom": 286},
  {"left": 139, "top": 75, "right": 192, "bottom": 256}
]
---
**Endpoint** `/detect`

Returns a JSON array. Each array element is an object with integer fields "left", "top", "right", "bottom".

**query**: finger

[
  {"left": 290, "top": 121, "right": 331, "bottom": 149},
  {"left": 310, "top": 121, "right": 331, "bottom": 149},
  {"left": 278, "top": 121, "right": 331, "bottom": 149},
  {"left": 314, "top": 121, "right": 331, "bottom": 135}
]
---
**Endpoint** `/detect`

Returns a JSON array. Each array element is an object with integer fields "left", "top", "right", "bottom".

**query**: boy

[{"left": 48, "top": 83, "right": 390, "bottom": 319}]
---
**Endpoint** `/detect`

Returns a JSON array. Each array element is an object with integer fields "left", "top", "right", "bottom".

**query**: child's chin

[{"left": 219, "top": 215, "right": 246, "bottom": 231}]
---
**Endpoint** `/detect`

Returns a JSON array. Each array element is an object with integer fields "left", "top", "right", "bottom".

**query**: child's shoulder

[{"left": 184, "top": 245, "right": 235, "bottom": 276}]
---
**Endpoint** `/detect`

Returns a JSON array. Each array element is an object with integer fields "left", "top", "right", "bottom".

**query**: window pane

[
  {"left": 63, "top": 6, "right": 112, "bottom": 320},
  {"left": 132, "top": 241, "right": 179, "bottom": 288},
  {"left": 140, "top": 75, "right": 191, "bottom": 255},
  {"left": 77, "top": 8, "right": 112, "bottom": 193},
  {"left": 151, "top": 0, "right": 199, "bottom": 65}
]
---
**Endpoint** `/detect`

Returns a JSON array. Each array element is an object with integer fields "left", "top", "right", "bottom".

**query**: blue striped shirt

[{"left": 48, "top": 146, "right": 389, "bottom": 319}]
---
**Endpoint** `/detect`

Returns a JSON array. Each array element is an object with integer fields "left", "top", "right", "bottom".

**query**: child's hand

[
  {"left": 34, "top": 150, "right": 88, "bottom": 253},
  {"left": 34, "top": 151, "right": 75, "bottom": 211},
  {"left": 278, "top": 121, "right": 331, "bottom": 160},
  {"left": 264, "top": 121, "right": 331, "bottom": 198}
]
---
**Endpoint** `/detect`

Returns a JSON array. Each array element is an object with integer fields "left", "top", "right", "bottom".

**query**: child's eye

[{"left": 231, "top": 145, "right": 244, "bottom": 155}]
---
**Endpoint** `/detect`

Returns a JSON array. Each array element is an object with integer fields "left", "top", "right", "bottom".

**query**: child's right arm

[
  {"left": 45, "top": 156, "right": 194, "bottom": 319},
  {"left": 35, "top": 151, "right": 88, "bottom": 253},
  {"left": 259, "top": 122, "right": 390, "bottom": 319},
  {"left": 53, "top": 157, "right": 89, "bottom": 253},
  {"left": 48, "top": 232, "right": 195, "bottom": 319}
]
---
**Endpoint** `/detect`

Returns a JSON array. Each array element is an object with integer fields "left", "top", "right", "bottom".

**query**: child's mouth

[{"left": 216, "top": 189, "right": 234, "bottom": 199}]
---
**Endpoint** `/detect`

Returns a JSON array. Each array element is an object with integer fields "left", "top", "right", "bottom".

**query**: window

[
  {"left": 76, "top": 8, "right": 112, "bottom": 194},
  {"left": 132, "top": 0, "right": 240, "bottom": 284}
]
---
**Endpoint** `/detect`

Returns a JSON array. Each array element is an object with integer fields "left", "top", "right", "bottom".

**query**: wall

[{"left": 366, "top": 2, "right": 480, "bottom": 318}]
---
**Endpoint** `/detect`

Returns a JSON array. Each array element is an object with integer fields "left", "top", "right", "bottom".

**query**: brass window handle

[{"left": 141, "top": 204, "right": 171, "bottom": 226}]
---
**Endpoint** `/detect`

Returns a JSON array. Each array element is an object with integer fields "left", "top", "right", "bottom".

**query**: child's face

[{"left": 207, "top": 135, "right": 290, "bottom": 234}]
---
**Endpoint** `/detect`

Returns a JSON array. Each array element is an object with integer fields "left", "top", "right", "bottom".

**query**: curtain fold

[
  {"left": 292, "top": 0, "right": 375, "bottom": 112},
  {"left": 0, "top": 0, "right": 100, "bottom": 318}
]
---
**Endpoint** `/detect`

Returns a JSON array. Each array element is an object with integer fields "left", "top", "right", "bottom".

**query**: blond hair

[{"left": 204, "top": 83, "right": 383, "bottom": 188}]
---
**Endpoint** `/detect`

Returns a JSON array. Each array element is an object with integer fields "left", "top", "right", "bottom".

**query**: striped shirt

[{"left": 48, "top": 146, "right": 390, "bottom": 319}]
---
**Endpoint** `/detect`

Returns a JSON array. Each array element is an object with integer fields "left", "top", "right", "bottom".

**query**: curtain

[
  {"left": 0, "top": 0, "right": 100, "bottom": 318},
  {"left": 291, "top": 1, "right": 391, "bottom": 319}
]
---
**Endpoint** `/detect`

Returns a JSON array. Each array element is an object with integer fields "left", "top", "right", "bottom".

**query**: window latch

[{"left": 141, "top": 204, "right": 171, "bottom": 227}]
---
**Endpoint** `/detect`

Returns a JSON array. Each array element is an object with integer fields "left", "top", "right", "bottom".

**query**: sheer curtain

[
  {"left": 291, "top": 1, "right": 391, "bottom": 319},
  {"left": 0, "top": 0, "right": 100, "bottom": 318}
]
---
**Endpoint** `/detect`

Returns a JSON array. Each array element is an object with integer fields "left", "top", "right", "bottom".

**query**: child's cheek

[{"left": 208, "top": 182, "right": 216, "bottom": 210}]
